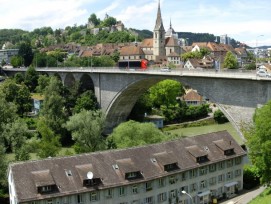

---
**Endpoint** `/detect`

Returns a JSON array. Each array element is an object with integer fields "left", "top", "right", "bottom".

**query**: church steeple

[
  {"left": 153, "top": 0, "right": 166, "bottom": 61},
  {"left": 154, "top": 0, "right": 165, "bottom": 31}
]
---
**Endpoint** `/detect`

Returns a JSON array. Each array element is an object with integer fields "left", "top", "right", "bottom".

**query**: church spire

[{"left": 154, "top": 0, "right": 165, "bottom": 31}]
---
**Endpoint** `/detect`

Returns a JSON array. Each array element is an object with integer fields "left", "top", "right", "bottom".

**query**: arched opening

[
  {"left": 64, "top": 73, "right": 76, "bottom": 88},
  {"left": 80, "top": 74, "right": 95, "bottom": 93}
]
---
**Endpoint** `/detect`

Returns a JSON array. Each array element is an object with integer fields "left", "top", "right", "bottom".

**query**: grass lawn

[
  {"left": 6, "top": 147, "right": 75, "bottom": 162},
  {"left": 249, "top": 188, "right": 271, "bottom": 204},
  {"left": 165, "top": 122, "right": 244, "bottom": 145}
]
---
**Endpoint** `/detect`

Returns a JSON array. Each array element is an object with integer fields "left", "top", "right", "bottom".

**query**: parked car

[
  {"left": 256, "top": 70, "right": 271, "bottom": 77},
  {"left": 160, "top": 67, "right": 171, "bottom": 72}
]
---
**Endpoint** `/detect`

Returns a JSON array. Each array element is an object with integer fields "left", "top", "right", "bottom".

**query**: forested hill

[{"left": 0, "top": 27, "right": 240, "bottom": 49}]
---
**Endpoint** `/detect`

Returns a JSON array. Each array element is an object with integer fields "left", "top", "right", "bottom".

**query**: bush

[
  {"left": 243, "top": 165, "right": 260, "bottom": 189},
  {"left": 213, "top": 109, "right": 228, "bottom": 124}
]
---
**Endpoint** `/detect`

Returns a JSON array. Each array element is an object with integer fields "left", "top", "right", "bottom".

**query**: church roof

[
  {"left": 165, "top": 37, "right": 179, "bottom": 47},
  {"left": 154, "top": 0, "right": 165, "bottom": 31},
  {"left": 165, "top": 20, "right": 176, "bottom": 38},
  {"left": 140, "top": 38, "right": 153, "bottom": 48}
]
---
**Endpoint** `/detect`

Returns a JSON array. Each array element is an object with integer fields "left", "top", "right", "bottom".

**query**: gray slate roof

[{"left": 9, "top": 130, "right": 246, "bottom": 203}]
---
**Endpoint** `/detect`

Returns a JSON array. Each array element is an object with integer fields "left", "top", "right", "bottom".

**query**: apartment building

[{"left": 8, "top": 131, "right": 246, "bottom": 204}]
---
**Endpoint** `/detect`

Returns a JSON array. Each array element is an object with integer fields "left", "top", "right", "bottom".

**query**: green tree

[
  {"left": 73, "top": 90, "right": 98, "bottom": 113},
  {"left": 1, "top": 79, "right": 32, "bottom": 116},
  {"left": 213, "top": 109, "right": 228, "bottom": 124},
  {"left": 0, "top": 144, "right": 7, "bottom": 190},
  {"left": 10, "top": 55, "right": 24, "bottom": 67},
  {"left": 64, "top": 110, "right": 106, "bottom": 153},
  {"left": 0, "top": 91, "right": 18, "bottom": 136},
  {"left": 36, "top": 74, "right": 50, "bottom": 93},
  {"left": 2, "top": 119, "right": 30, "bottom": 160},
  {"left": 149, "top": 80, "right": 183, "bottom": 108},
  {"left": 245, "top": 100, "right": 271, "bottom": 185},
  {"left": 24, "top": 66, "right": 39, "bottom": 92},
  {"left": 40, "top": 76, "right": 66, "bottom": 138},
  {"left": 14, "top": 73, "right": 24, "bottom": 84},
  {"left": 18, "top": 42, "right": 34, "bottom": 66},
  {"left": 15, "top": 84, "right": 32, "bottom": 116},
  {"left": 107, "top": 120, "right": 167, "bottom": 149},
  {"left": 181, "top": 50, "right": 202, "bottom": 62},
  {"left": 36, "top": 118, "right": 61, "bottom": 158},
  {"left": 102, "top": 17, "right": 117, "bottom": 27},
  {"left": 88, "top": 13, "right": 100, "bottom": 26},
  {"left": 223, "top": 51, "right": 238, "bottom": 69}
]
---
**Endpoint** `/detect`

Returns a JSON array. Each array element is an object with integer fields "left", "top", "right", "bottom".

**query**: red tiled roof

[{"left": 120, "top": 45, "right": 144, "bottom": 56}]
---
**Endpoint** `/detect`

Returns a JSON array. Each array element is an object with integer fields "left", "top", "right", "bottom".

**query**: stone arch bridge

[{"left": 4, "top": 68, "right": 271, "bottom": 141}]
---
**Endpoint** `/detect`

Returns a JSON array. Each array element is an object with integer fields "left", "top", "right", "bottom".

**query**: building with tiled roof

[
  {"left": 9, "top": 130, "right": 246, "bottom": 204},
  {"left": 119, "top": 1, "right": 182, "bottom": 67},
  {"left": 184, "top": 58, "right": 214, "bottom": 70},
  {"left": 182, "top": 89, "right": 206, "bottom": 106}
]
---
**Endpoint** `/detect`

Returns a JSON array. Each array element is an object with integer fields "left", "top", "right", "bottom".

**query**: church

[{"left": 118, "top": 1, "right": 182, "bottom": 68}]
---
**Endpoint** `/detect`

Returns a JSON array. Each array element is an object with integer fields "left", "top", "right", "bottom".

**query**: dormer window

[
  {"left": 164, "top": 163, "right": 179, "bottom": 172},
  {"left": 125, "top": 171, "right": 143, "bottom": 180},
  {"left": 83, "top": 178, "right": 102, "bottom": 187},
  {"left": 224, "top": 149, "right": 234, "bottom": 156},
  {"left": 37, "top": 185, "right": 57, "bottom": 194},
  {"left": 213, "top": 139, "right": 235, "bottom": 156},
  {"left": 186, "top": 145, "right": 209, "bottom": 163},
  {"left": 197, "top": 155, "right": 208, "bottom": 163}
]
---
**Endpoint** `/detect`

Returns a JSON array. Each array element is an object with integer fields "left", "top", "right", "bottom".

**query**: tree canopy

[
  {"left": 64, "top": 110, "right": 106, "bottom": 153},
  {"left": 149, "top": 79, "right": 183, "bottom": 108},
  {"left": 223, "top": 51, "right": 238, "bottom": 69},
  {"left": 245, "top": 100, "right": 271, "bottom": 185},
  {"left": 107, "top": 120, "right": 167, "bottom": 149}
]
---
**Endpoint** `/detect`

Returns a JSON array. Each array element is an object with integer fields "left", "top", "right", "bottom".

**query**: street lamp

[
  {"left": 255, "top": 35, "right": 264, "bottom": 71},
  {"left": 182, "top": 190, "right": 193, "bottom": 204}
]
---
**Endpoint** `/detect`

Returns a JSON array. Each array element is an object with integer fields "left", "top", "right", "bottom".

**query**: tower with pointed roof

[{"left": 153, "top": 0, "right": 166, "bottom": 61}]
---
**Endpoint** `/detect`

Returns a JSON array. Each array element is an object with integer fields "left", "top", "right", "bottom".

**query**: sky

[{"left": 0, "top": 0, "right": 270, "bottom": 47}]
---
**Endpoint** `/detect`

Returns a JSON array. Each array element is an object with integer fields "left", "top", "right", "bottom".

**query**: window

[
  {"left": 47, "top": 200, "right": 53, "bottom": 204},
  {"left": 132, "top": 185, "right": 138, "bottom": 194},
  {"left": 77, "top": 194, "right": 83, "bottom": 204},
  {"left": 235, "top": 169, "right": 241, "bottom": 177},
  {"left": 157, "top": 192, "right": 167, "bottom": 202},
  {"left": 169, "top": 175, "right": 177, "bottom": 184},
  {"left": 218, "top": 174, "right": 224, "bottom": 183},
  {"left": 227, "top": 171, "right": 233, "bottom": 180},
  {"left": 119, "top": 186, "right": 125, "bottom": 197},
  {"left": 41, "top": 185, "right": 52, "bottom": 193},
  {"left": 106, "top": 189, "right": 113, "bottom": 199},
  {"left": 218, "top": 161, "right": 224, "bottom": 170},
  {"left": 144, "top": 196, "right": 153, "bottom": 204},
  {"left": 182, "top": 172, "right": 187, "bottom": 181},
  {"left": 235, "top": 157, "right": 242, "bottom": 165},
  {"left": 170, "top": 189, "right": 177, "bottom": 198},
  {"left": 209, "top": 164, "right": 216, "bottom": 172},
  {"left": 90, "top": 192, "right": 99, "bottom": 201},
  {"left": 190, "top": 183, "right": 197, "bottom": 192},
  {"left": 189, "top": 169, "right": 197, "bottom": 178},
  {"left": 200, "top": 180, "right": 207, "bottom": 189},
  {"left": 199, "top": 167, "right": 207, "bottom": 176},
  {"left": 158, "top": 178, "right": 165, "bottom": 187},
  {"left": 209, "top": 177, "right": 216, "bottom": 186},
  {"left": 227, "top": 160, "right": 233, "bottom": 168},
  {"left": 145, "top": 182, "right": 152, "bottom": 191}
]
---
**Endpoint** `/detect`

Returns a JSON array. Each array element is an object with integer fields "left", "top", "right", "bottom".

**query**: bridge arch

[
  {"left": 80, "top": 74, "right": 95, "bottom": 93},
  {"left": 64, "top": 73, "right": 76, "bottom": 87},
  {"left": 105, "top": 76, "right": 172, "bottom": 132}
]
